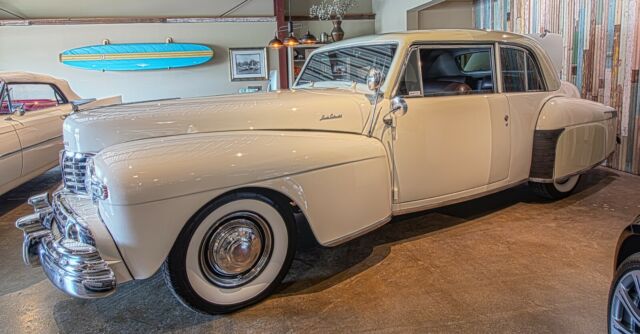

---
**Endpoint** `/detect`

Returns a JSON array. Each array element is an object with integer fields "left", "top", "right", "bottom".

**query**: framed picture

[{"left": 229, "top": 47, "right": 268, "bottom": 81}]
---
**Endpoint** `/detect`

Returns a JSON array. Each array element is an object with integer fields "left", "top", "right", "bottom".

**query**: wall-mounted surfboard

[{"left": 59, "top": 43, "right": 214, "bottom": 71}]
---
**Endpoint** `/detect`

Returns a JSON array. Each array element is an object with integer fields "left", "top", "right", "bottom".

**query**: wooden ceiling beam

[{"left": 0, "top": 16, "right": 276, "bottom": 26}]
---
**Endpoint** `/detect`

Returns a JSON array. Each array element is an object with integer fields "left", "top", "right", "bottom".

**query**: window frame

[
  {"left": 293, "top": 41, "right": 400, "bottom": 88},
  {"left": 392, "top": 43, "right": 498, "bottom": 99},
  {"left": 2, "top": 82, "right": 69, "bottom": 114},
  {"left": 497, "top": 44, "right": 548, "bottom": 93}
]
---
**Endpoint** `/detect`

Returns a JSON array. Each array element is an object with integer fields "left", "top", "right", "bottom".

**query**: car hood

[{"left": 63, "top": 89, "right": 372, "bottom": 153}]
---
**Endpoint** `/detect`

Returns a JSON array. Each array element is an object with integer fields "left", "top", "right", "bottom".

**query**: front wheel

[
  {"left": 163, "top": 192, "right": 296, "bottom": 314},
  {"left": 529, "top": 174, "right": 581, "bottom": 200},
  {"left": 608, "top": 254, "right": 640, "bottom": 334}
]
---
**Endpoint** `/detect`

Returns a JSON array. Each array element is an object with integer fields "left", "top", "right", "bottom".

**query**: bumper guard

[{"left": 16, "top": 192, "right": 116, "bottom": 298}]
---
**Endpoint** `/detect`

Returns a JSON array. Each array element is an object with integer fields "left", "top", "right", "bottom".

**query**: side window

[
  {"left": 420, "top": 47, "right": 494, "bottom": 97},
  {"left": 526, "top": 53, "right": 545, "bottom": 91},
  {"left": 7, "top": 84, "right": 61, "bottom": 112},
  {"left": 501, "top": 47, "right": 546, "bottom": 92},
  {"left": 397, "top": 50, "right": 422, "bottom": 97},
  {"left": 500, "top": 48, "right": 526, "bottom": 92}
]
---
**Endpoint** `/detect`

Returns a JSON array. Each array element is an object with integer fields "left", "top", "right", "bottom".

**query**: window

[
  {"left": 456, "top": 51, "right": 492, "bottom": 72},
  {"left": 397, "top": 46, "right": 495, "bottom": 97},
  {"left": 500, "top": 47, "right": 546, "bottom": 92},
  {"left": 7, "top": 84, "right": 62, "bottom": 112},
  {"left": 526, "top": 53, "right": 544, "bottom": 91},
  {"left": 500, "top": 48, "right": 526, "bottom": 92},
  {"left": 397, "top": 50, "right": 422, "bottom": 96},
  {"left": 297, "top": 44, "right": 397, "bottom": 87}
]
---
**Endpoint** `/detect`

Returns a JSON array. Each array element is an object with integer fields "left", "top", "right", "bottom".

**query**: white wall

[
  {"left": 417, "top": 0, "right": 473, "bottom": 29},
  {"left": 0, "top": 22, "right": 279, "bottom": 102},
  {"left": 373, "top": 0, "right": 442, "bottom": 33}
]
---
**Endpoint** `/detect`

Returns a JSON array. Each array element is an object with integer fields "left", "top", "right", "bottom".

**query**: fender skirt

[{"left": 529, "top": 128, "right": 564, "bottom": 180}]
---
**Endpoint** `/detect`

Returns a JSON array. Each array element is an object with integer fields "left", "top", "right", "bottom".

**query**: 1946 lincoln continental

[{"left": 17, "top": 30, "right": 618, "bottom": 314}]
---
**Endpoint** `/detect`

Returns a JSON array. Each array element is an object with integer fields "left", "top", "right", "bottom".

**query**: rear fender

[{"left": 530, "top": 97, "right": 617, "bottom": 182}]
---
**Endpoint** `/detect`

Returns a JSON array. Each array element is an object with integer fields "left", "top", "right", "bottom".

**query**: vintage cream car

[
  {"left": 0, "top": 72, "right": 121, "bottom": 196},
  {"left": 17, "top": 30, "right": 617, "bottom": 314},
  {"left": 0, "top": 72, "right": 82, "bottom": 196}
]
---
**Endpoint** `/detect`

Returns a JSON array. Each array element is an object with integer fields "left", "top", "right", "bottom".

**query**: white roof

[
  {"left": 0, "top": 71, "right": 81, "bottom": 100},
  {"left": 319, "top": 29, "right": 561, "bottom": 91}
]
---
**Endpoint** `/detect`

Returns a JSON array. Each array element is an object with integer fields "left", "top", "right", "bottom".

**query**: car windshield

[{"left": 296, "top": 44, "right": 397, "bottom": 89}]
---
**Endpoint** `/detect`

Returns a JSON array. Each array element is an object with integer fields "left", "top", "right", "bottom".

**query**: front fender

[
  {"left": 94, "top": 131, "right": 392, "bottom": 279},
  {"left": 94, "top": 131, "right": 387, "bottom": 205}
]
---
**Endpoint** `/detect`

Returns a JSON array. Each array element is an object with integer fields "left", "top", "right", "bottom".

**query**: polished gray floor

[{"left": 0, "top": 167, "right": 639, "bottom": 333}]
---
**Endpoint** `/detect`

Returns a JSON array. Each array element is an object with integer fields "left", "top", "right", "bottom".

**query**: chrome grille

[{"left": 61, "top": 151, "right": 93, "bottom": 195}]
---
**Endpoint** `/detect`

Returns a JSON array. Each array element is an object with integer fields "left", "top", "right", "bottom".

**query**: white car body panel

[{"left": 53, "top": 30, "right": 618, "bottom": 282}]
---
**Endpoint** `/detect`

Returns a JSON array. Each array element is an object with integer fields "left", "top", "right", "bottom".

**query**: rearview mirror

[{"left": 367, "top": 68, "right": 384, "bottom": 91}]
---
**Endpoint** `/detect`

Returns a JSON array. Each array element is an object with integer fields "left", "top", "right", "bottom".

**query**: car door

[
  {"left": 497, "top": 45, "right": 552, "bottom": 182},
  {"left": 7, "top": 83, "right": 71, "bottom": 177},
  {"left": 0, "top": 83, "right": 22, "bottom": 192},
  {"left": 391, "top": 45, "right": 511, "bottom": 205}
]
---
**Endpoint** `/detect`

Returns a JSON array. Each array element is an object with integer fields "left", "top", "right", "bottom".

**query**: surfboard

[{"left": 59, "top": 43, "right": 214, "bottom": 71}]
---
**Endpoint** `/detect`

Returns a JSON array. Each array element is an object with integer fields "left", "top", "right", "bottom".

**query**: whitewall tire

[
  {"left": 163, "top": 192, "right": 296, "bottom": 314},
  {"left": 529, "top": 174, "right": 581, "bottom": 200}
]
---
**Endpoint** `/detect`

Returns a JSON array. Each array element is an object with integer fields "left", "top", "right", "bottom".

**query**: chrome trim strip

[
  {"left": 0, "top": 148, "right": 21, "bottom": 159},
  {"left": 323, "top": 215, "right": 392, "bottom": 247},
  {"left": 21, "top": 135, "right": 62, "bottom": 152},
  {"left": 393, "top": 180, "right": 529, "bottom": 216}
]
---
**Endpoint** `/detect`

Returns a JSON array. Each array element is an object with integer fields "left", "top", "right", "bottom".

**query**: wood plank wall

[{"left": 473, "top": 0, "right": 640, "bottom": 175}]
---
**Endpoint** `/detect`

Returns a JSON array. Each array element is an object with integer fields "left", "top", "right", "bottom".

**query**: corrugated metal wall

[{"left": 474, "top": 0, "right": 640, "bottom": 175}]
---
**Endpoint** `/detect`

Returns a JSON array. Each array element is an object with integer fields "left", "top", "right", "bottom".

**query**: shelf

[{"left": 286, "top": 14, "right": 375, "bottom": 21}]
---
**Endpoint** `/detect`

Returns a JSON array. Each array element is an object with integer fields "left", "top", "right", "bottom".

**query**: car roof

[
  {"left": 318, "top": 29, "right": 561, "bottom": 91},
  {"left": 0, "top": 71, "right": 81, "bottom": 100}
]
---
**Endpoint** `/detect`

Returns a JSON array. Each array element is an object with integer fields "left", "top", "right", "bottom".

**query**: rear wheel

[
  {"left": 529, "top": 174, "right": 581, "bottom": 200},
  {"left": 163, "top": 192, "right": 296, "bottom": 314}
]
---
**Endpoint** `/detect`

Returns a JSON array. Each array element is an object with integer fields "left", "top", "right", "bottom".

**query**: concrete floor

[{"left": 0, "top": 167, "right": 639, "bottom": 333}]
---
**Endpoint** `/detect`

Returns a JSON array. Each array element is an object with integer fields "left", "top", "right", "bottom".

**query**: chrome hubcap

[
  {"left": 200, "top": 212, "right": 272, "bottom": 288},
  {"left": 611, "top": 270, "right": 640, "bottom": 333}
]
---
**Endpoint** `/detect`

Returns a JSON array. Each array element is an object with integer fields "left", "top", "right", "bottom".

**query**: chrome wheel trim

[
  {"left": 199, "top": 212, "right": 273, "bottom": 288},
  {"left": 185, "top": 199, "right": 288, "bottom": 305},
  {"left": 610, "top": 270, "right": 640, "bottom": 334},
  {"left": 553, "top": 174, "right": 579, "bottom": 193}
]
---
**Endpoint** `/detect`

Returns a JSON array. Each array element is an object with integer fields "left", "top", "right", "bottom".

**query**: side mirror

[
  {"left": 367, "top": 68, "right": 384, "bottom": 92},
  {"left": 390, "top": 96, "right": 408, "bottom": 117},
  {"left": 384, "top": 96, "right": 408, "bottom": 126}
]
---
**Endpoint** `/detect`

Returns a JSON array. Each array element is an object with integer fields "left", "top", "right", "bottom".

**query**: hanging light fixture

[
  {"left": 268, "top": 33, "right": 284, "bottom": 49},
  {"left": 268, "top": 0, "right": 307, "bottom": 48},
  {"left": 282, "top": 21, "right": 299, "bottom": 47},
  {"left": 300, "top": 30, "right": 317, "bottom": 44}
]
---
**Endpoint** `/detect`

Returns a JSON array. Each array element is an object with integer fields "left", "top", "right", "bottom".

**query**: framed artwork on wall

[{"left": 229, "top": 47, "right": 268, "bottom": 81}]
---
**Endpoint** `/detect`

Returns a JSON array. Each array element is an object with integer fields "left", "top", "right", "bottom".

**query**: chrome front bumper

[{"left": 16, "top": 192, "right": 116, "bottom": 299}]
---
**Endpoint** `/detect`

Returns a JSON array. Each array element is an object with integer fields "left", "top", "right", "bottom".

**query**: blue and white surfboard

[{"left": 60, "top": 43, "right": 214, "bottom": 71}]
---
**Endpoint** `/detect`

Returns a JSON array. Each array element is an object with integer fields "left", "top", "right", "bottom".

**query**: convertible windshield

[{"left": 296, "top": 44, "right": 397, "bottom": 87}]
